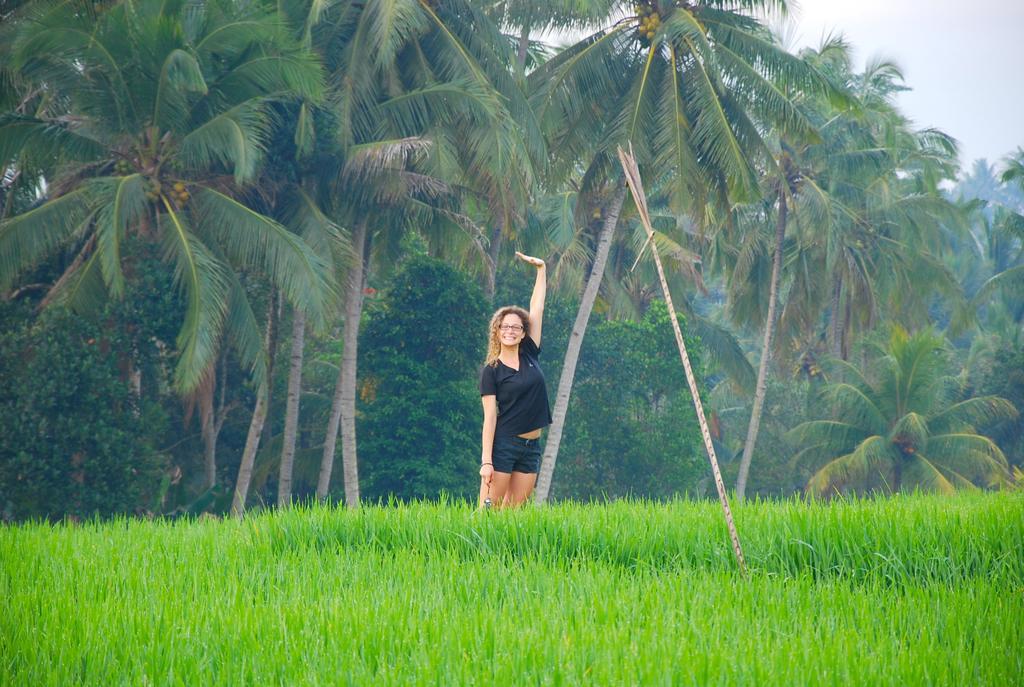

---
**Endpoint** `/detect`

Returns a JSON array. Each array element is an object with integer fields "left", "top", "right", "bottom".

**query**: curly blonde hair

[{"left": 484, "top": 306, "right": 531, "bottom": 367}]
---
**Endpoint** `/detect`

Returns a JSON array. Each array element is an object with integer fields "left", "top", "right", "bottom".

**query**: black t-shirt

[{"left": 479, "top": 336, "right": 553, "bottom": 437}]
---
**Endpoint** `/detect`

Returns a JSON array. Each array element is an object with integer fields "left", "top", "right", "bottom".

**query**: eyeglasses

[{"left": 498, "top": 324, "right": 524, "bottom": 332}]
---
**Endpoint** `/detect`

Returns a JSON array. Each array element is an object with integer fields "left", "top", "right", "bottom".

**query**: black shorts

[{"left": 492, "top": 434, "right": 542, "bottom": 474}]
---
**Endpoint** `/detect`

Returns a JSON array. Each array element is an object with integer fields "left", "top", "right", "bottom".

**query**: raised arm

[{"left": 516, "top": 251, "right": 546, "bottom": 347}]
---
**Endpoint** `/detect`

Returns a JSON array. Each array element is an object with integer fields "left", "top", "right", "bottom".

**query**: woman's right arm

[{"left": 480, "top": 395, "right": 497, "bottom": 482}]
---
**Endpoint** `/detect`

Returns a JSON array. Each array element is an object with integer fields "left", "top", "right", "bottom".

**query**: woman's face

[{"left": 498, "top": 314, "right": 526, "bottom": 346}]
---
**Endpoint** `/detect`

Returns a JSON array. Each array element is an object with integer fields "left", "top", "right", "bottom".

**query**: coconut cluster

[
  {"left": 636, "top": 3, "right": 661, "bottom": 43},
  {"left": 143, "top": 178, "right": 189, "bottom": 205},
  {"left": 113, "top": 159, "right": 133, "bottom": 175},
  {"left": 144, "top": 178, "right": 162, "bottom": 202},
  {"left": 170, "top": 181, "right": 190, "bottom": 205}
]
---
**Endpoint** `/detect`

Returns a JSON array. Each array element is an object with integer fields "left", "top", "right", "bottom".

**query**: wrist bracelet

[{"left": 481, "top": 462, "right": 492, "bottom": 467}]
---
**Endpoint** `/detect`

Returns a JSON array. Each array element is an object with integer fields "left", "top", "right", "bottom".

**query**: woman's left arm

[{"left": 516, "top": 251, "right": 546, "bottom": 347}]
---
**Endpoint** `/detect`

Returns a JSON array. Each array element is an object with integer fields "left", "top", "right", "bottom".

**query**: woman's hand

[
  {"left": 479, "top": 463, "right": 494, "bottom": 484},
  {"left": 515, "top": 251, "right": 545, "bottom": 268}
]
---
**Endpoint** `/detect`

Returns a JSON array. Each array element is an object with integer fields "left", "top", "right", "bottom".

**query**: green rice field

[{"left": 2, "top": 493, "right": 1022, "bottom": 686}]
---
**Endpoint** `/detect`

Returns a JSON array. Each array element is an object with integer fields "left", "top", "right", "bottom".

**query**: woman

[{"left": 478, "top": 251, "right": 551, "bottom": 507}]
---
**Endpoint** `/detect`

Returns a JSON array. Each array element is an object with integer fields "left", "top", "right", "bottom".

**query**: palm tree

[
  {"left": 418, "top": 2, "right": 547, "bottom": 298},
  {"left": 303, "top": 0, "right": 538, "bottom": 506},
  {"left": 728, "top": 42, "right": 965, "bottom": 498},
  {"left": 788, "top": 327, "right": 1016, "bottom": 496},
  {"left": 272, "top": 189, "right": 345, "bottom": 507},
  {"left": 529, "top": 0, "right": 836, "bottom": 502},
  {"left": 0, "top": 0, "right": 332, "bottom": 396},
  {"left": 970, "top": 150, "right": 1024, "bottom": 325},
  {"left": 729, "top": 40, "right": 855, "bottom": 499}
]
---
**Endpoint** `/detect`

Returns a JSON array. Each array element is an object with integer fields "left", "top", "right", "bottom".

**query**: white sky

[{"left": 783, "top": 0, "right": 1024, "bottom": 173}]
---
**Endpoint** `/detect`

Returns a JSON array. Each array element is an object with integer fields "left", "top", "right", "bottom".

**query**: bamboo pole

[{"left": 616, "top": 144, "right": 747, "bottom": 575}]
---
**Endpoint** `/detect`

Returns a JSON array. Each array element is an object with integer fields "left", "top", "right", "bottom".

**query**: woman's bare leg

[
  {"left": 507, "top": 471, "right": 538, "bottom": 506},
  {"left": 481, "top": 471, "right": 512, "bottom": 507}
]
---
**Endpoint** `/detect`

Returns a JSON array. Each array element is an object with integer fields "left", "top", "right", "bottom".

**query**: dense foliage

[
  {"left": 0, "top": 306, "right": 166, "bottom": 520},
  {"left": 358, "top": 254, "right": 490, "bottom": 502},
  {"left": 555, "top": 301, "right": 707, "bottom": 499}
]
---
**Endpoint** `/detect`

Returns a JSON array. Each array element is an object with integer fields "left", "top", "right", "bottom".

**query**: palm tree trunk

[
  {"left": 841, "top": 291, "right": 852, "bottom": 360},
  {"left": 534, "top": 184, "right": 627, "bottom": 504},
  {"left": 736, "top": 191, "right": 788, "bottom": 500},
  {"left": 829, "top": 273, "right": 842, "bottom": 357},
  {"left": 231, "top": 298, "right": 277, "bottom": 517},
  {"left": 277, "top": 308, "right": 306, "bottom": 507},
  {"left": 516, "top": 23, "right": 530, "bottom": 75},
  {"left": 485, "top": 216, "right": 504, "bottom": 299},
  {"left": 318, "top": 221, "right": 367, "bottom": 504},
  {"left": 231, "top": 385, "right": 268, "bottom": 517},
  {"left": 198, "top": 366, "right": 217, "bottom": 490},
  {"left": 130, "top": 365, "right": 142, "bottom": 399},
  {"left": 260, "top": 293, "right": 281, "bottom": 448}
]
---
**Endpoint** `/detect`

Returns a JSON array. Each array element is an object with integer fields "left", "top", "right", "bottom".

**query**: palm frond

[
  {"left": 380, "top": 80, "right": 503, "bottom": 138},
  {"left": 53, "top": 240, "right": 108, "bottom": 314},
  {"left": 192, "top": 17, "right": 284, "bottom": 62},
  {"left": 364, "top": 0, "right": 429, "bottom": 70},
  {"left": 653, "top": 43, "right": 707, "bottom": 215},
  {"left": 686, "top": 59, "right": 759, "bottom": 201},
  {"left": 999, "top": 148, "right": 1024, "bottom": 189},
  {"left": 91, "top": 174, "right": 148, "bottom": 297},
  {"left": 191, "top": 187, "right": 333, "bottom": 328},
  {"left": 786, "top": 419, "right": 866, "bottom": 450},
  {"left": 213, "top": 53, "right": 324, "bottom": 103},
  {"left": 153, "top": 48, "right": 208, "bottom": 130},
  {"left": 281, "top": 186, "right": 349, "bottom": 269},
  {"left": 528, "top": 25, "right": 628, "bottom": 145},
  {"left": 342, "top": 137, "right": 432, "bottom": 182},
  {"left": 689, "top": 313, "right": 756, "bottom": 392},
  {"left": 900, "top": 453, "right": 955, "bottom": 494},
  {"left": 178, "top": 100, "right": 272, "bottom": 183},
  {"left": 13, "top": 15, "right": 139, "bottom": 130},
  {"left": 159, "top": 196, "right": 230, "bottom": 392},
  {"left": 889, "top": 412, "right": 928, "bottom": 448},
  {"left": 0, "top": 114, "right": 106, "bottom": 166},
  {"left": 0, "top": 188, "right": 96, "bottom": 290},
  {"left": 972, "top": 264, "right": 1024, "bottom": 304},
  {"left": 805, "top": 434, "right": 893, "bottom": 496},
  {"left": 928, "top": 396, "right": 1019, "bottom": 432},
  {"left": 223, "top": 271, "right": 267, "bottom": 387},
  {"left": 706, "top": 35, "right": 818, "bottom": 145},
  {"left": 701, "top": 9, "right": 849, "bottom": 111},
  {"left": 820, "top": 382, "right": 886, "bottom": 434},
  {"left": 925, "top": 433, "right": 1010, "bottom": 478}
]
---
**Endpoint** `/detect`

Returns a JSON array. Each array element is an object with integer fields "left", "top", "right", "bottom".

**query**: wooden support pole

[{"left": 617, "top": 144, "right": 747, "bottom": 575}]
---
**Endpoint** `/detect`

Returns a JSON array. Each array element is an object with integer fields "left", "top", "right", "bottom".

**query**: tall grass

[{"left": 2, "top": 493, "right": 1021, "bottom": 685}]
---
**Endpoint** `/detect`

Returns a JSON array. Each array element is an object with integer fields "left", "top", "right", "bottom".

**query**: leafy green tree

[
  {"left": 0, "top": 305, "right": 167, "bottom": 521},
  {"left": 788, "top": 327, "right": 1016, "bottom": 496},
  {"left": 552, "top": 300, "right": 706, "bottom": 500},
  {"left": 357, "top": 253, "right": 489, "bottom": 502}
]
